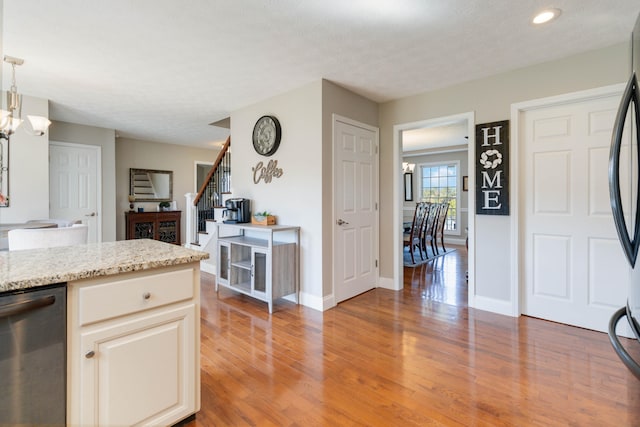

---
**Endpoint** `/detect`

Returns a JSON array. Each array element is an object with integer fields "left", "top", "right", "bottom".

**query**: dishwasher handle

[{"left": 0, "top": 295, "right": 56, "bottom": 319}]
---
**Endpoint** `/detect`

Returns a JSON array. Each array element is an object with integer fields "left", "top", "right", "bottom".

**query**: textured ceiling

[
  {"left": 2, "top": 0, "right": 640, "bottom": 149},
  {"left": 403, "top": 121, "right": 468, "bottom": 154}
]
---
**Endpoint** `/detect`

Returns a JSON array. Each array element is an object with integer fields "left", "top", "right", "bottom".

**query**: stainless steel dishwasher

[{"left": 0, "top": 283, "right": 66, "bottom": 426}]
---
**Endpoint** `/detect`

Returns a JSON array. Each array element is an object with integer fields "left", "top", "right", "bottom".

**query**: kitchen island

[{"left": 0, "top": 239, "right": 208, "bottom": 426}]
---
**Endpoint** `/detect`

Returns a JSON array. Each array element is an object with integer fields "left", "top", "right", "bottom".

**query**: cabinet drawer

[{"left": 78, "top": 268, "right": 194, "bottom": 326}]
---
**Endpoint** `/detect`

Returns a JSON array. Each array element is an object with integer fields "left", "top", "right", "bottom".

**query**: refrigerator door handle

[{"left": 609, "top": 71, "right": 640, "bottom": 267}]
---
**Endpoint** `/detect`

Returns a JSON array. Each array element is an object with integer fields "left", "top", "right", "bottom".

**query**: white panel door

[
  {"left": 49, "top": 142, "right": 101, "bottom": 243},
  {"left": 334, "top": 118, "right": 378, "bottom": 303},
  {"left": 522, "top": 94, "right": 631, "bottom": 334}
]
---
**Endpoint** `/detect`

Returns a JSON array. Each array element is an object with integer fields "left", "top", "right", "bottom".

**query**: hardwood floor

[{"left": 187, "top": 246, "right": 640, "bottom": 426}]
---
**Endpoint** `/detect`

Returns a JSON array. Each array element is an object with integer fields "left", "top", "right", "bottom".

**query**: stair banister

[
  {"left": 188, "top": 136, "right": 231, "bottom": 245},
  {"left": 194, "top": 136, "right": 230, "bottom": 206}
]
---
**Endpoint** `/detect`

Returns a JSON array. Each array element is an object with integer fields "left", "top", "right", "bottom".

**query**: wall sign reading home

[{"left": 475, "top": 120, "right": 509, "bottom": 215}]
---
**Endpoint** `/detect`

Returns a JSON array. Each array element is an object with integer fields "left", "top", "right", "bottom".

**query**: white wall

[
  {"left": 50, "top": 121, "right": 117, "bottom": 241},
  {"left": 0, "top": 94, "right": 50, "bottom": 224},
  {"left": 231, "top": 81, "right": 325, "bottom": 307},
  {"left": 379, "top": 42, "right": 630, "bottom": 309}
]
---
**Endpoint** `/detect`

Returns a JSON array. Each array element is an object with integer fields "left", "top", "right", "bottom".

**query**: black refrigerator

[{"left": 609, "top": 11, "right": 640, "bottom": 380}]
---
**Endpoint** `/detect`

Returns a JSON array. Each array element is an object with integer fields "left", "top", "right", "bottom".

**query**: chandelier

[{"left": 0, "top": 55, "right": 51, "bottom": 137}]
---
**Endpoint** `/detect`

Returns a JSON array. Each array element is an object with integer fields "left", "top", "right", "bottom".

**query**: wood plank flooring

[{"left": 186, "top": 246, "right": 640, "bottom": 426}]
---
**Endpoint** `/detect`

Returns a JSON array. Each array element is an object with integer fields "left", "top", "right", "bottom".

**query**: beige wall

[
  {"left": 115, "top": 137, "right": 218, "bottom": 242},
  {"left": 50, "top": 121, "right": 117, "bottom": 241},
  {"left": 379, "top": 42, "right": 630, "bottom": 306}
]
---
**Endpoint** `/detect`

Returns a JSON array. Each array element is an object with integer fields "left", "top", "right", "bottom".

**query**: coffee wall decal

[{"left": 253, "top": 159, "right": 283, "bottom": 184}]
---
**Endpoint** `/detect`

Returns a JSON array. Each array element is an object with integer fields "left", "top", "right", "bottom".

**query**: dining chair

[
  {"left": 8, "top": 224, "right": 89, "bottom": 251},
  {"left": 434, "top": 202, "right": 450, "bottom": 254},
  {"left": 403, "top": 202, "right": 427, "bottom": 264},
  {"left": 421, "top": 203, "right": 439, "bottom": 257}
]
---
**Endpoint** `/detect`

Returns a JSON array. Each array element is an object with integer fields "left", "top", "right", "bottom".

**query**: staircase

[
  {"left": 185, "top": 136, "right": 231, "bottom": 275},
  {"left": 131, "top": 170, "right": 156, "bottom": 198}
]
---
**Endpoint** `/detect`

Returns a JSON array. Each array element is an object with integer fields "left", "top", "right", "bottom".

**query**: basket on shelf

[{"left": 251, "top": 215, "right": 276, "bottom": 226}]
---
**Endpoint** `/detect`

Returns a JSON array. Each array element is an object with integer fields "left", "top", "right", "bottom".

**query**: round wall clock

[{"left": 252, "top": 115, "right": 281, "bottom": 156}]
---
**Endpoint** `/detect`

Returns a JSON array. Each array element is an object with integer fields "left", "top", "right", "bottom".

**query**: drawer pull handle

[
  {"left": 143, "top": 292, "right": 151, "bottom": 300},
  {"left": 85, "top": 350, "right": 95, "bottom": 359}
]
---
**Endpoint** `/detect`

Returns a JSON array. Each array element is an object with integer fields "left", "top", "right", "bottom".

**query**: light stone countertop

[{"left": 0, "top": 239, "right": 209, "bottom": 293}]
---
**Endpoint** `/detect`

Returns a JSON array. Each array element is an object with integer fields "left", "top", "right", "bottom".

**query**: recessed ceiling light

[{"left": 532, "top": 8, "right": 562, "bottom": 25}]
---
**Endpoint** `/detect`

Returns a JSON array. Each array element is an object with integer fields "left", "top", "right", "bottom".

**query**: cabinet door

[
  {"left": 158, "top": 219, "right": 178, "bottom": 243},
  {"left": 77, "top": 304, "right": 196, "bottom": 427},
  {"left": 252, "top": 247, "right": 267, "bottom": 298},
  {"left": 134, "top": 220, "right": 155, "bottom": 239},
  {"left": 217, "top": 240, "right": 230, "bottom": 288}
]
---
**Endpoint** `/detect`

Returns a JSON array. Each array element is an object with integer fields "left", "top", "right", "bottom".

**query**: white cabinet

[
  {"left": 215, "top": 223, "right": 300, "bottom": 313},
  {"left": 67, "top": 263, "right": 200, "bottom": 427}
]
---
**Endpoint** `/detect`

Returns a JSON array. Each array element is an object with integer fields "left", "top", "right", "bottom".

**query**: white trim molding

[
  {"left": 394, "top": 112, "right": 476, "bottom": 297},
  {"left": 377, "top": 276, "right": 396, "bottom": 290},
  {"left": 332, "top": 114, "right": 381, "bottom": 302},
  {"left": 473, "top": 295, "right": 514, "bottom": 317},
  {"left": 299, "top": 291, "right": 335, "bottom": 312}
]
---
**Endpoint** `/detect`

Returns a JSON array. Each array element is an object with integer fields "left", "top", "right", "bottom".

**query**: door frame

[
  {"left": 194, "top": 160, "right": 213, "bottom": 193},
  {"left": 49, "top": 140, "right": 102, "bottom": 243},
  {"left": 332, "top": 114, "right": 380, "bottom": 305},
  {"left": 392, "top": 112, "right": 476, "bottom": 300},
  {"left": 511, "top": 83, "right": 626, "bottom": 316}
]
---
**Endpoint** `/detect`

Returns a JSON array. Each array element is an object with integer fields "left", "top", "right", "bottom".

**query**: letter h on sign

[{"left": 475, "top": 120, "right": 509, "bottom": 216}]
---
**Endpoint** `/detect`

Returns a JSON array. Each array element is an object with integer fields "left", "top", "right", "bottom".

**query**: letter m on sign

[{"left": 475, "top": 120, "right": 510, "bottom": 216}]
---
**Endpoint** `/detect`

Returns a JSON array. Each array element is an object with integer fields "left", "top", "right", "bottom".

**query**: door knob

[
  {"left": 85, "top": 212, "right": 96, "bottom": 217},
  {"left": 85, "top": 350, "right": 95, "bottom": 359},
  {"left": 336, "top": 219, "right": 349, "bottom": 226}
]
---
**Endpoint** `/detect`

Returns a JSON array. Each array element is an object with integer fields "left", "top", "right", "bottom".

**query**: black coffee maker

[{"left": 223, "top": 198, "right": 251, "bottom": 224}]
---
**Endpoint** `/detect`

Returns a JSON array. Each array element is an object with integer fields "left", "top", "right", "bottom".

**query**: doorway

[
  {"left": 49, "top": 141, "right": 102, "bottom": 243},
  {"left": 195, "top": 161, "right": 213, "bottom": 193},
  {"left": 393, "top": 112, "right": 475, "bottom": 307}
]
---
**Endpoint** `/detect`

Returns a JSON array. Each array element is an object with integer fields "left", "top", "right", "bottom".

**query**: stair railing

[{"left": 191, "top": 136, "right": 231, "bottom": 244}]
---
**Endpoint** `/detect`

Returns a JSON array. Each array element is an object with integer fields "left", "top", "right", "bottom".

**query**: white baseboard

[
  {"left": 200, "top": 260, "right": 216, "bottom": 275},
  {"left": 378, "top": 276, "right": 399, "bottom": 291},
  {"left": 470, "top": 295, "right": 517, "bottom": 317},
  {"left": 323, "top": 294, "right": 336, "bottom": 311},
  {"left": 299, "top": 291, "right": 335, "bottom": 312},
  {"left": 444, "top": 237, "right": 466, "bottom": 246}
]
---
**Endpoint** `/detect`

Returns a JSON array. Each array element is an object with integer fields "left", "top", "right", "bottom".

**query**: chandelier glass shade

[{"left": 0, "top": 55, "right": 51, "bottom": 137}]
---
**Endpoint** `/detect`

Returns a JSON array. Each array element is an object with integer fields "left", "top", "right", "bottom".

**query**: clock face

[{"left": 252, "top": 115, "right": 281, "bottom": 156}]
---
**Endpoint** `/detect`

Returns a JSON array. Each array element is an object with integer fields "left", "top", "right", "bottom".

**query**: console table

[
  {"left": 215, "top": 223, "right": 300, "bottom": 313},
  {"left": 125, "top": 211, "right": 181, "bottom": 245}
]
